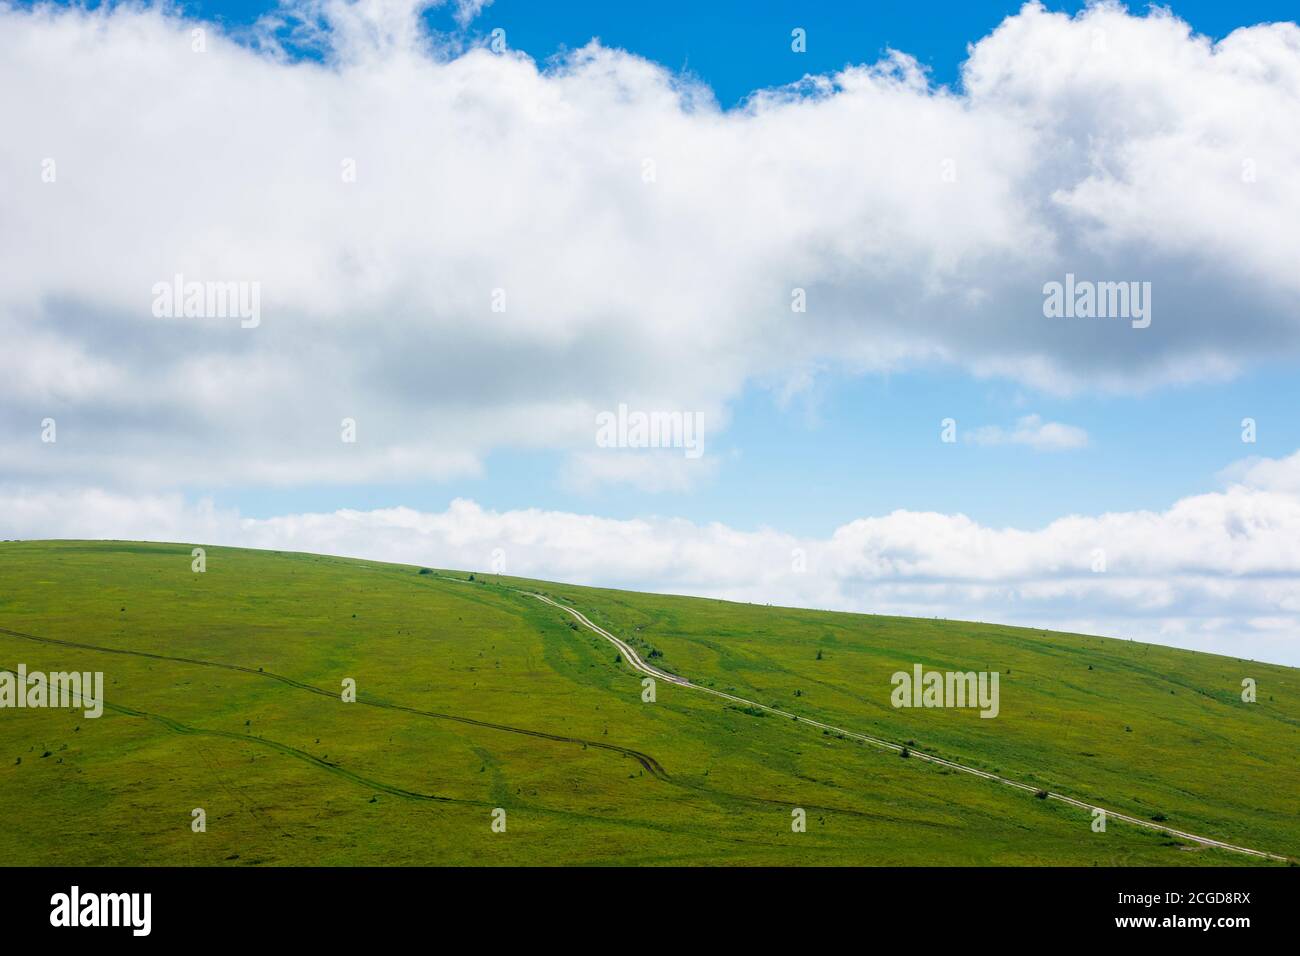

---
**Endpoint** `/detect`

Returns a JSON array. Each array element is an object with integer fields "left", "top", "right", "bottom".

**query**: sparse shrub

[
  {"left": 417, "top": 568, "right": 432, "bottom": 575},
  {"left": 1151, "top": 812, "right": 1167, "bottom": 822},
  {"left": 899, "top": 746, "right": 910, "bottom": 758},
  {"left": 1035, "top": 790, "right": 1049, "bottom": 799}
]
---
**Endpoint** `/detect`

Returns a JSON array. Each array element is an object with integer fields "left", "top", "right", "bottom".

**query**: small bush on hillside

[
  {"left": 899, "top": 747, "right": 910, "bottom": 758},
  {"left": 417, "top": 568, "right": 432, "bottom": 575},
  {"left": 1035, "top": 790, "right": 1049, "bottom": 799}
]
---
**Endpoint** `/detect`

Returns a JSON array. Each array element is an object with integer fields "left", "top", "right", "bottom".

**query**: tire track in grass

[
  {"left": 0, "top": 624, "right": 667, "bottom": 780},
  {"left": 3, "top": 666, "right": 474, "bottom": 805},
  {"left": 1, "top": 620, "right": 924, "bottom": 826}
]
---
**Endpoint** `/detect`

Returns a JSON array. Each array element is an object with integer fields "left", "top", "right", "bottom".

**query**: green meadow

[{"left": 0, "top": 540, "right": 1295, "bottom": 866}]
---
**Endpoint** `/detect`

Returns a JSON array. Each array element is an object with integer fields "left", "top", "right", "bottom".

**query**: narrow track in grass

[
  {"left": 0, "top": 624, "right": 667, "bottom": 779},
  {"left": 1, "top": 622, "right": 886, "bottom": 824},
  {"left": 3, "top": 666, "right": 477, "bottom": 805},
  {"left": 0, "top": 621, "right": 889, "bottom": 822}
]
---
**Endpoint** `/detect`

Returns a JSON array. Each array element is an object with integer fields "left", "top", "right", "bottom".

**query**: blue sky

[
  {"left": 160, "top": 0, "right": 1300, "bottom": 98},
  {"left": 218, "top": 361, "right": 1300, "bottom": 536},
  {"left": 6, "top": 0, "right": 1300, "bottom": 662}
]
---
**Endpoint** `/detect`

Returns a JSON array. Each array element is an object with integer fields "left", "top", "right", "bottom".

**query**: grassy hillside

[{"left": 0, "top": 540, "right": 1295, "bottom": 866}]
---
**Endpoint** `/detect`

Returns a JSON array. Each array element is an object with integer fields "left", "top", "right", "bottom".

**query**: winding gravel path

[{"left": 528, "top": 591, "right": 1290, "bottom": 863}]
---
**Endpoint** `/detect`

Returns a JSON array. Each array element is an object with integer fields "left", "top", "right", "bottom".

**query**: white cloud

[
  {"left": 6, "top": 448, "right": 1300, "bottom": 665},
  {"left": 2, "top": 2, "right": 1300, "bottom": 488},
  {"left": 3, "top": 1, "right": 1298, "bottom": 665},
  {"left": 966, "top": 414, "right": 1089, "bottom": 450},
  {"left": 450, "top": 0, "right": 493, "bottom": 28},
  {"left": 1219, "top": 450, "right": 1300, "bottom": 494}
]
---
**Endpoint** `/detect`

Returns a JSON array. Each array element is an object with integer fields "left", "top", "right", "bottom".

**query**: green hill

[{"left": 0, "top": 540, "right": 1295, "bottom": 866}]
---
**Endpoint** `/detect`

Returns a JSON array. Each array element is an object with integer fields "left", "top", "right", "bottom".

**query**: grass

[{"left": 0, "top": 540, "right": 1295, "bottom": 866}]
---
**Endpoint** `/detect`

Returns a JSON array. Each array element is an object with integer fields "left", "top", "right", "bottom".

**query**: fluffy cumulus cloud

[
  {"left": 2, "top": 1, "right": 1300, "bottom": 488},
  {"left": 4, "top": 1, "right": 1300, "bottom": 664},
  {"left": 6, "top": 448, "right": 1300, "bottom": 665}
]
